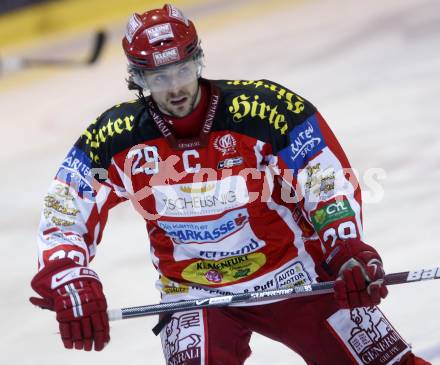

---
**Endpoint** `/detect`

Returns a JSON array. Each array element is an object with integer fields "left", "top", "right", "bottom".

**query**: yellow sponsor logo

[
  {"left": 44, "top": 184, "right": 80, "bottom": 218},
  {"left": 49, "top": 216, "right": 75, "bottom": 227},
  {"left": 180, "top": 184, "right": 215, "bottom": 194},
  {"left": 228, "top": 94, "right": 289, "bottom": 135},
  {"left": 44, "top": 195, "right": 79, "bottom": 217},
  {"left": 54, "top": 184, "right": 74, "bottom": 200},
  {"left": 160, "top": 276, "right": 189, "bottom": 295},
  {"left": 227, "top": 80, "right": 305, "bottom": 135},
  {"left": 227, "top": 80, "right": 305, "bottom": 113},
  {"left": 82, "top": 115, "right": 135, "bottom": 162},
  {"left": 304, "top": 163, "right": 335, "bottom": 198},
  {"left": 182, "top": 253, "right": 266, "bottom": 285}
]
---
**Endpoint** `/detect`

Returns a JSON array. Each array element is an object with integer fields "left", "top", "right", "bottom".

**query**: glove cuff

[
  {"left": 31, "top": 258, "right": 100, "bottom": 299},
  {"left": 317, "top": 239, "right": 381, "bottom": 281}
]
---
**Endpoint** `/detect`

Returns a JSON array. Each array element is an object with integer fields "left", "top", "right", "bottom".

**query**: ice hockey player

[{"left": 30, "top": 4, "right": 431, "bottom": 365}]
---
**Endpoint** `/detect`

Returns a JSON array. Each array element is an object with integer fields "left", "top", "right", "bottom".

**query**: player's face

[{"left": 146, "top": 59, "right": 200, "bottom": 118}]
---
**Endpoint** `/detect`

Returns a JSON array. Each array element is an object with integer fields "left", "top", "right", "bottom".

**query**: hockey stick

[
  {"left": 107, "top": 267, "right": 440, "bottom": 321},
  {"left": 0, "top": 30, "right": 107, "bottom": 73}
]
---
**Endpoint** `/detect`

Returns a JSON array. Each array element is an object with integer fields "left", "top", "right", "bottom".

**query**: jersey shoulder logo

[
  {"left": 218, "top": 79, "right": 312, "bottom": 137},
  {"left": 78, "top": 101, "right": 142, "bottom": 165}
]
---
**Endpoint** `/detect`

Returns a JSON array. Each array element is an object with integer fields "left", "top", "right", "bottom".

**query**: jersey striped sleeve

[
  {"left": 275, "top": 111, "right": 363, "bottom": 254},
  {"left": 37, "top": 143, "right": 127, "bottom": 269}
]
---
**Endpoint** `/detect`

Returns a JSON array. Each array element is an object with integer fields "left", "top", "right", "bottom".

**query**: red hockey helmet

[{"left": 122, "top": 4, "right": 200, "bottom": 70}]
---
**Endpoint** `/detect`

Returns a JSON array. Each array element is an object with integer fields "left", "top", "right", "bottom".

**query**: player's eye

[
  {"left": 179, "top": 67, "right": 190, "bottom": 75},
  {"left": 152, "top": 74, "right": 169, "bottom": 85},
  {"left": 178, "top": 66, "right": 193, "bottom": 78}
]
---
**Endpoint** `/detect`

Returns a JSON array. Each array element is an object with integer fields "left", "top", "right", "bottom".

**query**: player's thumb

[{"left": 30, "top": 296, "right": 54, "bottom": 311}]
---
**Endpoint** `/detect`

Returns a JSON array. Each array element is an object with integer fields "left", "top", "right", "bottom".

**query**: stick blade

[{"left": 87, "top": 30, "right": 107, "bottom": 65}]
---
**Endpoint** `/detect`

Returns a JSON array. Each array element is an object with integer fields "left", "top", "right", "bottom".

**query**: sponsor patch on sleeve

[
  {"left": 278, "top": 113, "right": 327, "bottom": 174},
  {"left": 311, "top": 199, "right": 355, "bottom": 232},
  {"left": 55, "top": 147, "right": 93, "bottom": 198}
]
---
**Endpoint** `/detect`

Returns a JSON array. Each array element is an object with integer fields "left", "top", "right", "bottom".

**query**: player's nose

[{"left": 167, "top": 76, "right": 181, "bottom": 93}]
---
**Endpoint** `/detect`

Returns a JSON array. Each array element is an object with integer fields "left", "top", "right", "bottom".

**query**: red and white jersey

[{"left": 37, "top": 79, "right": 363, "bottom": 303}]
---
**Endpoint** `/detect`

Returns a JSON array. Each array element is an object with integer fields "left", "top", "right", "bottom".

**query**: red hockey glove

[
  {"left": 316, "top": 239, "right": 388, "bottom": 309},
  {"left": 30, "top": 258, "right": 110, "bottom": 351}
]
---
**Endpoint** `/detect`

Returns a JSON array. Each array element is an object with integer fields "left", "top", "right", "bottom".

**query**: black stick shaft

[
  {"left": 0, "top": 31, "right": 106, "bottom": 73},
  {"left": 107, "top": 267, "right": 440, "bottom": 321},
  {"left": 24, "top": 30, "right": 106, "bottom": 66}
]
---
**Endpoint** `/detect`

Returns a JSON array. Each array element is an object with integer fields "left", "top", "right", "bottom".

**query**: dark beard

[{"left": 161, "top": 85, "right": 201, "bottom": 117}]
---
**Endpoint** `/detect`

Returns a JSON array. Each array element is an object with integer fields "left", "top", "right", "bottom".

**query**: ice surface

[{"left": 0, "top": 0, "right": 439, "bottom": 364}]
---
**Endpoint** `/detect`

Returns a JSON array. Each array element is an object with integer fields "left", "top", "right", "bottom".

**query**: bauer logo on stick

[{"left": 407, "top": 267, "right": 440, "bottom": 281}]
